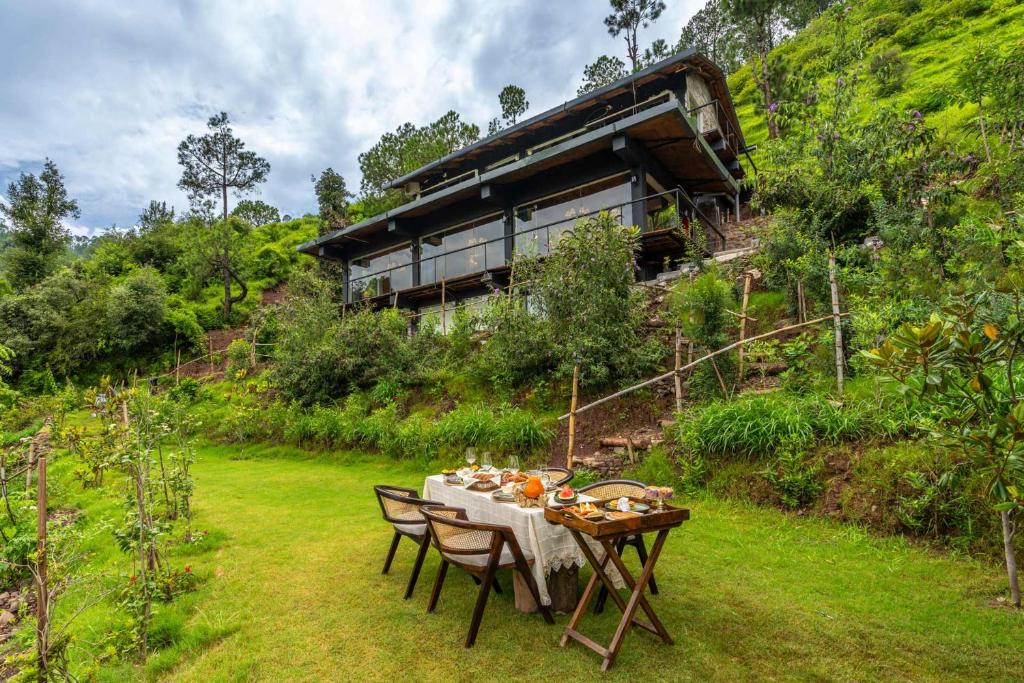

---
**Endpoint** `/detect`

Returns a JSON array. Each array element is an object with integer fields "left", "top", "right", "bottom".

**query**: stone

[{"left": 0, "top": 610, "right": 16, "bottom": 626}]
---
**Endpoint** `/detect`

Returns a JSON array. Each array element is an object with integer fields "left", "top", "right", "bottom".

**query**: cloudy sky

[{"left": 1, "top": 0, "right": 702, "bottom": 234}]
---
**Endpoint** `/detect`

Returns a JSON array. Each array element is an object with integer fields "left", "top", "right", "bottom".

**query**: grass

[{"left": 40, "top": 439, "right": 1024, "bottom": 681}]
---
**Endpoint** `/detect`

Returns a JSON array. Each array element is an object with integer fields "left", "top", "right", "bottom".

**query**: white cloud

[{"left": 0, "top": 0, "right": 703, "bottom": 233}]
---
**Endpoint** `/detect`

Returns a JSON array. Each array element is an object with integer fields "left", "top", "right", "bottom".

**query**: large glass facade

[
  {"left": 349, "top": 245, "right": 412, "bottom": 301},
  {"left": 513, "top": 175, "right": 630, "bottom": 257},
  {"left": 421, "top": 214, "right": 504, "bottom": 284}
]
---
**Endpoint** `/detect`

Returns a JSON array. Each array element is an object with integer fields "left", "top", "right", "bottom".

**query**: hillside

[{"left": 728, "top": 0, "right": 1024, "bottom": 156}]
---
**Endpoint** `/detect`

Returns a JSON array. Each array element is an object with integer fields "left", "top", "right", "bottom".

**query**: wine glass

[
  {"left": 465, "top": 448, "right": 477, "bottom": 469},
  {"left": 482, "top": 451, "right": 493, "bottom": 470},
  {"left": 507, "top": 455, "right": 520, "bottom": 474}
]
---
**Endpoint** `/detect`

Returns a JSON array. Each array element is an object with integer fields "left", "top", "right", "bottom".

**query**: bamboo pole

[
  {"left": 36, "top": 448, "right": 47, "bottom": 682},
  {"left": 673, "top": 328, "right": 683, "bottom": 413},
  {"left": 566, "top": 363, "right": 580, "bottom": 469},
  {"left": 558, "top": 314, "right": 848, "bottom": 421},
  {"left": 175, "top": 349, "right": 181, "bottom": 385},
  {"left": 208, "top": 338, "right": 215, "bottom": 375},
  {"left": 737, "top": 271, "right": 753, "bottom": 382},
  {"left": 829, "top": 251, "right": 846, "bottom": 397}
]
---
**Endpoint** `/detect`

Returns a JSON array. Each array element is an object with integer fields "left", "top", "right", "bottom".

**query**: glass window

[
  {"left": 418, "top": 294, "right": 491, "bottom": 334},
  {"left": 514, "top": 175, "right": 630, "bottom": 257},
  {"left": 421, "top": 214, "right": 504, "bottom": 285},
  {"left": 349, "top": 245, "right": 412, "bottom": 301}
]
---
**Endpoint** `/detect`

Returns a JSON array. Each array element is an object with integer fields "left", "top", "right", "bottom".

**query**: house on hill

[{"left": 299, "top": 49, "right": 750, "bottom": 326}]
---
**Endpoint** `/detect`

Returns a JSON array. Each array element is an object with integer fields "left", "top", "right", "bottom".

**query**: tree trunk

[
  {"left": 829, "top": 252, "right": 845, "bottom": 397},
  {"left": 1001, "top": 509, "right": 1021, "bottom": 608},
  {"left": 978, "top": 100, "right": 993, "bottom": 165}
]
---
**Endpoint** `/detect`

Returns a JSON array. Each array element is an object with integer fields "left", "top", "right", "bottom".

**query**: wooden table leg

[{"left": 601, "top": 529, "right": 672, "bottom": 671}]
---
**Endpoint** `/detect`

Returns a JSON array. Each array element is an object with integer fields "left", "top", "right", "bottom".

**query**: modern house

[{"left": 299, "top": 49, "right": 750, "bottom": 325}]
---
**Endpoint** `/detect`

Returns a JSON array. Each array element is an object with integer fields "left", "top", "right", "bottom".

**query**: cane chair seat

[
  {"left": 373, "top": 485, "right": 441, "bottom": 600},
  {"left": 540, "top": 466, "right": 573, "bottom": 486},
  {"left": 577, "top": 479, "right": 646, "bottom": 500},
  {"left": 445, "top": 545, "right": 533, "bottom": 568}
]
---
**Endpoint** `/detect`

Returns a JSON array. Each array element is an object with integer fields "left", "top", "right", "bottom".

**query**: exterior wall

[{"left": 685, "top": 73, "right": 719, "bottom": 135}]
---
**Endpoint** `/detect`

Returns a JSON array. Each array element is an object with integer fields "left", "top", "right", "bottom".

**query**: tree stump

[{"left": 512, "top": 566, "right": 579, "bottom": 614}]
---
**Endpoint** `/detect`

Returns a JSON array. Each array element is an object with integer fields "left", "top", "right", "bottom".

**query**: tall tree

[
  {"left": 232, "top": 199, "right": 280, "bottom": 226},
  {"left": 312, "top": 168, "right": 352, "bottom": 235},
  {"left": 0, "top": 159, "right": 79, "bottom": 291},
  {"left": 176, "top": 112, "right": 270, "bottom": 318},
  {"left": 640, "top": 38, "right": 673, "bottom": 68},
  {"left": 604, "top": 0, "right": 667, "bottom": 72},
  {"left": 357, "top": 110, "right": 479, "bottom": 213},
  {"left": 724, "top": 0, "right": 786, "bottom": 139},
  {"left": 498, "top": 84, "right": 529, "bottom": 126},
  {"left": 138, "top": 200, "right": 175, "bottom": 230},
  {"left": 678, "top": 0, "right": 744, "bottom": 75},
  {"left": 577, "top": 55, "right": 629, "bottom": 96}
]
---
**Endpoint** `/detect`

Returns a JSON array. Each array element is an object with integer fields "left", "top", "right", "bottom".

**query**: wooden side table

[{"left": 544, "top": 502, "right": 689, "bottom": 671}]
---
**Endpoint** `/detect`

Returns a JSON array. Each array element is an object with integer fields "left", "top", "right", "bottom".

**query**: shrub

[
  {"left": 761, "top": 441, "right": 824, "bottom": 509},
  {"left": 622, "top": 447, "right": 677, "bottom": 487},
  {"left": 226, "top": 339, "right": 254, "bottom": 377},
  {"left": 475, "top": 295, "right": 554, "bottom": 392},
  {"left": 105, "top": 267, "right": 167, "bottom": 351},
  {"left": 272, "top": 272, "right": 415, "bottom": 404},
  {"left": 868, "top": 47, "right": 909, "bottom": 97},
  {"left": 679, "top": 393, "right": 814, "bottom": 458}
]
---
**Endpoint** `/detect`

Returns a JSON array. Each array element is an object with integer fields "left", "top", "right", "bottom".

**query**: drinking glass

[
  {"left": 507, "top": 455, "right": 520, "bottom": 474},
  {"left": 465, "top": 448, "right": 477, "bottom": 468},
  {"left": 482, "top": 452, "right": 493, "bottom": 470}
]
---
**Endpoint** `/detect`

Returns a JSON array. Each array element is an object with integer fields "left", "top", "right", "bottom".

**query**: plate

[
  {"left": 603, "top": 501, "right": 650, "bottom": 513},
  {"left": 605, "top": 510, "right": 641, "bottom": 521},
  {"left": 492, "top": 491, "right": 516, "bottom": 503},
  {"left": 551, "top": 494, "right": 577, "bottom": 505}
]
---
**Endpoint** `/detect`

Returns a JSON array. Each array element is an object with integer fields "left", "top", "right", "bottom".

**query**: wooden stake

[
  {"left": 566, "top": 363, "right": 580, "bottom": 470},
  {"left": 796, "top": 281, "right": 805, "bottom": 323},
  {"left": 829, "top": 251, "right": 845, "bottom": 397},
  {"left": 441, "top": 278, "right": 447, "bottom": 335},
  {"left": 737, "top": 272, "right": 753, "bottom": 383},
  {"left": 673, "top": 328, "right": 683, "bottom": 414},
  {"left": 36, "top": 449, "right": 47, "bottom": 681},
  {"left": 175, "top": 349, "right": 181, "bottom": 385},
  {"left": 558, "top": 314, "right": 848, "bottom": 421},
  {"left": 208, "top": 338, "right": 215, "bottom": 375}
]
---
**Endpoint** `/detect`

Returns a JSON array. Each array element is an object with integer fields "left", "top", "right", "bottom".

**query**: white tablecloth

[{"left": 423, "top": 475, "right": 613, "bottom": 606}]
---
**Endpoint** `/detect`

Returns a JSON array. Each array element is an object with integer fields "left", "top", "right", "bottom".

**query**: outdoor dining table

[
  {"left": 544, "top": 502, "right": 690, "bottom": 671},
  {"left": 422, "top": 474, "right": 621, "bottom": 611}
]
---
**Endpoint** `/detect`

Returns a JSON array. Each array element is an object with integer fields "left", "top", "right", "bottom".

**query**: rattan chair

[
  {"left": 373, "top": 485, "right": 439, "bottom": 600},
  {"left": 541, "top": 466, "right": 574, "bottom": 486},
  {"left": 577, "top": 479, "right": 660, "bottom": 613},
  {"left": 421, "top": 505, "right": 555, "bottom": 647}
]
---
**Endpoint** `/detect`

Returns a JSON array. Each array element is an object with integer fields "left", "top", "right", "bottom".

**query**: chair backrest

[
  {"left": 577, "top": 479, "right": 646, "bottom": 500},
  {"left": 421, "top": 505, "right": 516, "bottom": 557},
  {"left": 374, "top": 485, "right": 436, "bottom": 526},
  {"left": 541, "top": 467, "right": 573, "bottom": 486}
]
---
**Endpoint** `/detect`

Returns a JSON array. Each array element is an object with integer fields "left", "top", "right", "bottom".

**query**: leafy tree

[
  {"left": 498, "top": 84, "right": 529, "bottom": 126},
  {"left": 577, "top": 55, "right": 629, "bottom": 96},
  {"left": 106, "top": 267, "right": 167, "bottom": 351},
  {"left": 357, "top": 111, "right": 479, "bottom": 213},
  {"left": 176, "top": 112, "right": 270, "bottom": 318},
  {"left": 724, "top": 0, "right": 787, "bottom": 139},
  {"left": 0, "top": 159, "right": 79, "bottom": 290},
  {"left": 137, "top": 200, "right": 175, "bottom": 230},
  {"left": 523, "top": 212, "right": 658, "bottom": 386},
  {"left": 604, "top": 0, "right": 667, "bottom": 72},
  {"left": 865, "top": 297, "right": 1024, "bottom": 607},
  {"left": 677, "top": 0, "right": 744, "bottom": 74},
  {"left": 232, "top": 199, "right": 280, "bottom": 226},
  {"left": 312, "top": 167, "right": 352, "bottom": 234},
  {"left": 640, "top": 38, "right": 673, "bottom": 68}
]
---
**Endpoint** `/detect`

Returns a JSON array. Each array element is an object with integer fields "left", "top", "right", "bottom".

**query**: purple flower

[
  {"left": 911, "top": 110, "right": 922, "bottom": 119},
  {"left": 816, "top": 134, "right": 825, "bottom": 141},
  {"left": 833, "top": 133, "right": 841, "bottom": 139},
  {"left": 768, "top": 101, "right": 779, "bottom": 113}
]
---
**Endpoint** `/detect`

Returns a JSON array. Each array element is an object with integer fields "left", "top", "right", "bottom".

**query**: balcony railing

[
  {"left": 347, "top": 188, "right": 725, "bottom": 304},
  {"left": 686, "top": 98, "right": 739, "bottom": 160}
]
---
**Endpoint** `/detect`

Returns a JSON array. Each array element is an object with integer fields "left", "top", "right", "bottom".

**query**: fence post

[
  {"left": 175, "top": 349, "right": 181, "bottom": 385},
  {"left": 566, "top": 363, "right": 580, "bottom": 470},
  {"left": 36, "top": 448, "right": 47, "bottom": 681},
  {"left": 209, "top": 339, "right": 215, "bottom": 375},
  {"left": 673, "top": 328, "right": 683, "bottom": 414},
  {"left": 829, "top": 251, "right": 845, "bottom": 397},
  {"left": 441, "top": 279, "right": 447, "bottom": 335},
  {"left": 737, "top": 271, "right": 753, "bottom": 383}
]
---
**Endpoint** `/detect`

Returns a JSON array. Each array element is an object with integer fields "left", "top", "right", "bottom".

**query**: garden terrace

[{"left": 298, "top": 50, "right": 749, "bottom": 317}]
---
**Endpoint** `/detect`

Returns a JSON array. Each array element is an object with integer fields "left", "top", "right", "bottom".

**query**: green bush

[
  {"left": 868, "top": 47, "right": 909, "bottom": 96},
  {"left": 226, "top": 339, "right": 254, "bottom": 377},
  {"left": 680, "top": 393, "right": 814, "bottom": 458},
  {"left": 105, "top": 267, "right": 167, "bottom": 351},
  {"left": 761, "top": 442, "right": 824, "bottom": 509},
  {"left": 622, "top": 447, "right": 677, "bottom": 487}
]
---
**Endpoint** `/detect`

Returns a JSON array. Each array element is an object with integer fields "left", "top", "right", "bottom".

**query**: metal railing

[
  {"left": 347, "top": 188, "right": 726, "bottom": 304},
  {"left": 686, "top": 98, "right": 740, "bottom": 160}
]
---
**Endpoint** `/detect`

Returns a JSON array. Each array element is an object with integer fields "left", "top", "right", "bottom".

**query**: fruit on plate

[
  {"left": 523, "top": 475, "right": 545, "bottom": 498},
  {"left": 556, "top": 485, "right": 576, "bottom": 501}
]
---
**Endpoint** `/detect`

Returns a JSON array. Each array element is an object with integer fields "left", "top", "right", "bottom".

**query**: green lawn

[{"left": 51, "top": 441, "right": 1024, "bottom": 681}]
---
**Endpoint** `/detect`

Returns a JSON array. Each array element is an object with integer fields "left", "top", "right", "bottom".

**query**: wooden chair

[
  {"left": 576, "top": 479, "right": 660, "bottom": 613},
  {"left": 541, "top": 466, "right": 574, "bottom": 486},
  {"left": 421, "top": 505, "right": 555, "bottom": 647},
  {"left": 373, "top": 485, "right": 439, "bottom": 600}
]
